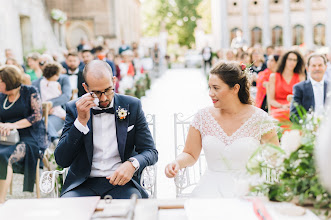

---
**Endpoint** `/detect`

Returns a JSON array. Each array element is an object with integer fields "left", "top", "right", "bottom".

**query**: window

[
  {"left": 251, "top": 27, "right": 262, "bottom": 46},
  {"left": 272, "top": 26, "right": 283, "bottom": 46},
  {"left": 314, "top": 23, "right": 325, "bottom": 46},
  {"left": 293, "top": 24, "right": 304, "bottom": 45},
  {"left": 230, "top": 27, "right": 241, "bottom": 44}
]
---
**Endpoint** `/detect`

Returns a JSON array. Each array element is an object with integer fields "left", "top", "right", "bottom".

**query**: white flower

[{"left": 281, "top": 130, "right": 301, "bottom": 157}]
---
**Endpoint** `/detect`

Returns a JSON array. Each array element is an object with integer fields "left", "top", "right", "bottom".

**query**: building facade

[
  {"left": 212, "top": 0, "right": 331, "bottom": 50},
  {"left": 45, "top": 0, "right": 141, "bottom": 50},
  {"left": 0, "top": 0, "right": 60, "bottom": 63}
]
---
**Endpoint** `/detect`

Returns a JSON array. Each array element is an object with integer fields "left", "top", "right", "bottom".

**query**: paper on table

[
  {"left": 185, "top": 198, "right": 257, "bottom": 220},
  {"left": 0, "top": 196, "right": 100, "bottom": 220}
]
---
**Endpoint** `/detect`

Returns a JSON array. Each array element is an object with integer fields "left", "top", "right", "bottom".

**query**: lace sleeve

[
  {"left": 259, "top": 112, "right": 278, "bottom": 137},
  {"left": 190, "top": 110, "right": 202, "bottom": 133},
  {"left": 26, "top": 91, "right": 43, "bottom": 124}
]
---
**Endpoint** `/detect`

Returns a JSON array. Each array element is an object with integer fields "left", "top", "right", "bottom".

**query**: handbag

[{"left": 0, "top": 129, "right": 20, "bottom": 145}]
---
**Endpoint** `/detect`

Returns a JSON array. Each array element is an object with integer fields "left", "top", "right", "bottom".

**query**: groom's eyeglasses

[{"left": 86, "top": 85, "right": 115, "bottom": 98}]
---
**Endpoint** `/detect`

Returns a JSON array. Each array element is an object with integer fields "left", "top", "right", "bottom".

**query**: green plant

[{"left": 247, "top": 109, "right": 331, "bottom": 214}]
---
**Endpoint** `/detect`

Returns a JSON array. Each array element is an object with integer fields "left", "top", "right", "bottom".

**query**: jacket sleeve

[
  {"left": 49, "top": 75, "right": 72, "bottom": 107},
  {"left": 290, "top": 84, "right": 304, "bottom": 122},
  {"left": 54, "top": 102, "right": 86, "bottom": 167},
  {"left": 132, "top": 100, "right": 158, "bottom": 174}
]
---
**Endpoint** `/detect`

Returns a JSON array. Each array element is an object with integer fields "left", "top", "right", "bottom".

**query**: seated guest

[
  {"left": 82, "top": 50, "right": 95, "bottom": 66},
  {"left": 0, "top": 65, "right": 47, "bottom": 203},
  {"left": 26, "top": 52, "right": 43, "bottom": 81},
  {"left": 63, "top": 52, "right": 85, "bottom": 98},
  {"left": 55, "top": 60, "right": 158, "bottom": 199},
  {"left": 32, "top": 62, "right": 71, "bottom": 145},
  {"left": 39, "top": 63, "right": 66, "bottom": 143},
  {"left": 268, "top": 51, "right": 305, "bottom": 121},
  {"left": 5, "top": 58, "right": 31, "bottom": 85},
  {"left": 255, "top": 54, "right": 279, "bottom": 112},
  {"left": 94, "top": 46, "right": 116, "bottom": 76},
  {"left": 290, "top": 53, "right": 328, "bottom": 120}
]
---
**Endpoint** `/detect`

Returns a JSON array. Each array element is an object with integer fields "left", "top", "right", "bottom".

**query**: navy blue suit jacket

[
  {"left": 54, "top": 94, "right": 158, "bottom": 197},
  {"left": 290, "top": 79, "right": 328, "bottom": 119}
]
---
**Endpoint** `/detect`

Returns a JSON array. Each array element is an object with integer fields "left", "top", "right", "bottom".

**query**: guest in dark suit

[
  {"left": 55, "top": 60, "right": 158, "bottom": 199},
  {"left": 63, "top": 53, "right": 85, "bottom": 98},
  {"left": 290, "top": 53, "right": 328, "bottom": 121}
]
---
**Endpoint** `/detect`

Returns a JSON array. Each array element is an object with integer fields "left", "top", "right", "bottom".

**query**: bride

[{"left": 165, "top": 61, "right": 279, "bottom": 198}]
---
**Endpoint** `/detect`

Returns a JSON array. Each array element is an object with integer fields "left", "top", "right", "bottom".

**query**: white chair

[
  {"left": 173, "top": 113, "right": 206, "bottom": 198},
  {"left": 40, "top": 114, "right": 158, "bottom": 198}
]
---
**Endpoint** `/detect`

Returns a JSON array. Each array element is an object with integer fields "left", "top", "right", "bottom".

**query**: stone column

[
  {"left": 262, "top": 0, "right": 271, "bottom": 47},
  {"left": 242, "top": 0, "right": 250, "bottom": 47},
  {"left": 327, "top": 0, "right": 331, "bottom": 47},
  {"left": 283, "top": 0, "right": 292, "bottom": 48},
  {"left": 220, "top": 0, "right": 229, "bottom": 48},
  {"left": 304, "top": 0, "right": 313, "bottom": 49}
]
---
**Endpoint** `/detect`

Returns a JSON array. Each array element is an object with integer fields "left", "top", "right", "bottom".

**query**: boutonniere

[{"left": 116, "top": 106, "right": 130, "bottom": 121}]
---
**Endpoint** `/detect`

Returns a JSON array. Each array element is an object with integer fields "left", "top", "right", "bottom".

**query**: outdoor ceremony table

[{"left": 0, "top": 196, "right": 320, "bottom": 219}]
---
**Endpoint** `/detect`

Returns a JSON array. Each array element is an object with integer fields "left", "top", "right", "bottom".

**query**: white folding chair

[{"left": 173, "top": 113, "right": 206, "bottom": 198}]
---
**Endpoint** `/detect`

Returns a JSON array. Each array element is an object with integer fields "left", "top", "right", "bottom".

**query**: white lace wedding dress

[{"left": 190, "top": 106, "right": 276, "bottom": 198}]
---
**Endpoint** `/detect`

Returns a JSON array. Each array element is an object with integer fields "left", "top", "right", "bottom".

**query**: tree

[{"left": 141, "top": 0, "right": 202, "bottom": 48}]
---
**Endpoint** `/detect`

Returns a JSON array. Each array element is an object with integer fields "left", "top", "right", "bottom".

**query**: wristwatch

[{"left": 128, "top": 157, "right": 139, "bottom": 172}]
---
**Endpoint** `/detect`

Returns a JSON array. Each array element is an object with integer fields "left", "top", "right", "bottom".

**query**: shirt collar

[{"left": 310, "top": 77, "right": 324, "bottom": 87}]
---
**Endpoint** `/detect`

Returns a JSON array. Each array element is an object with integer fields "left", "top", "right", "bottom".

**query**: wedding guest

[
  {"left": 82, "top": 50, "right": 95, "bottom": 66},
  {"left": 0, "top": 65, "right": 47, "bottom": 203},
  {"left": 26, "top": 52, "right": 43, "bottom": 81},
  {"left": 255, "top": 54, "right": 279, "bottom": 112},
  {"left": 5, "top": 58, "right": 31, "bottom": 85},
  {"left": 290, "top": 53, "right": 328, "bottom": 120},
  {"left": 39, "top": 62, "right": 66, "bottom": 143},
  {"left": 165, "top": 61, "right": 279, "bottom": 198},
  {"left": 63, "top": 53, "right": 85, "bottom": 98},
  {"left": 55, "top": 60, "right": 158, "bottom": 199},
  {"left": 268, "top": 51, "right": 305, "bottom": 121}
]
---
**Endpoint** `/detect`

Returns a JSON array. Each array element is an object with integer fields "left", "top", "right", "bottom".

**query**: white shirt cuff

[{"left": 74, "top": 118, "right": 90, "bottom": 135}]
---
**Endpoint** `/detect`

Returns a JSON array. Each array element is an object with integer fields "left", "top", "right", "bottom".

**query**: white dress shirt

[
  {"left": 68, "top": 68, "right": 79, "bottom": 99},
  {"left": 310, "top": 77, "right": 324, "bottom": 115},
  {"left": 74, "top": 99, "right": 122, "bottom": 177}
]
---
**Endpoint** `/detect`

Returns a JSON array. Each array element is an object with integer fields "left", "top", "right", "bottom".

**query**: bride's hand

[{"left": 165, "top": 161, "right": 180, "bottom": 178}]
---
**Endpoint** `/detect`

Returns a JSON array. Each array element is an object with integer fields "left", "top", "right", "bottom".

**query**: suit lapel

[
  {"left": 114, "top": 94, "right": 129, "bottom": 161},
  {"left": 306, "top": 81, "right": 315, "bottom": 109},
  {"left": 84, "top": 110, "right": 93, "bottom": 165}
]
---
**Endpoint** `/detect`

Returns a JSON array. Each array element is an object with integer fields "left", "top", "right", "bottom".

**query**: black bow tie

[{"left": 92, "top": 107, "right": 114, "bottom": 115}]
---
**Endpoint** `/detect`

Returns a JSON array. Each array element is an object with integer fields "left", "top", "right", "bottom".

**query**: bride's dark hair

[{"left": 210, "top": 61, "right": 252, "bottom": 105}]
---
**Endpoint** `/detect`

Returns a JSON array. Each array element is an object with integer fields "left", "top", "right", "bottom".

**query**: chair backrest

[
  {"left": 42, "top": 101, "right": 52, "bottom": 130},
  {"left": 173, "top": 113, "right": 206, "bottom": 198},
  {"left": 265, "top": 82, "right": 272, "bottom": 114},
  {"left": 140, "top": 114, "right": 157, "bottom": 198},
  {"left": 71, "top": 88, "right": 78, "bottom": 100}
]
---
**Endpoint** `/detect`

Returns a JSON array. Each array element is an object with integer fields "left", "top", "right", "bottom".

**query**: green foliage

[
  {"left": 142, "top": 0, "right": 202, "bottom": 48},
  {"left": 247, "top": 109, "right": 331, "bottom": 214}
]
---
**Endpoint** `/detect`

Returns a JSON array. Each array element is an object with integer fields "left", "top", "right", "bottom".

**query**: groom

[{"left": 54, "top": 60, "right": 158, "bottom": 199}]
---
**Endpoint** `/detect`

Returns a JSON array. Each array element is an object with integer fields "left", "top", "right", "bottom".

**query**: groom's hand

[
  {"left": 76, "top": 93, "right": 96, "bottom": 126},
  {"left": 165, "top": 161, "right": 180, "bottom": 178},
  {"left": 106, "top": 161, "right": 135, "bottom": 186}
]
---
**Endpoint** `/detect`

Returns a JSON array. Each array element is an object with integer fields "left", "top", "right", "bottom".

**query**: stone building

[
  {"left": 211, "top": 0, "right": 331, "bottom": 50},
  {"left": 44, "top": 0, "right": 141, "bottom": 50},
  {"left": 0, "top": 0, "right": 60, "bottom": 63}
]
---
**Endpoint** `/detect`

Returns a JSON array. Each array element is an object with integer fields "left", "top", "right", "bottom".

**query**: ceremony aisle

[{"left": 141, "top": 67, "right": 210, "bottom": 199}]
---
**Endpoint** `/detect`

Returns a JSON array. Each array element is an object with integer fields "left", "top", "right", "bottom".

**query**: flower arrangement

[
  {"left": 51, "top": 9, "right": 67, "bottom": 24},
  {"left": 240, "top": 62, "right": 255, "bottom": 82},
  {"left": 116, "top": 106, "right": 129, "bottom": 121},
  {"left": 247, "top": 108, "right": 331, "bottom": 214}
]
